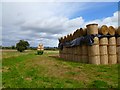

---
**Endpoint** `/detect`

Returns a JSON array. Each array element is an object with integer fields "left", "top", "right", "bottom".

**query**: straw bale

[
  {"left": 100, "top": 54, "right": 108, "bottom": 65},
  {"left": 117, "top": 37, "right": 120, "bottom": 45},
  {"left": 99, "top": 46, "right": 108, "bottom": 55},
  {"left": 108, "top": 54, "right": 117, "bottom": 64},
  {"left": 108, "top": 26, "right": 115, "bottom": 35},
  {"left": 109, "top": 37, "right": 116, "bottom": 45},
  {"left": 89, "top": 55, "right": 100, "bottom": 65},
  {"left": 108, "top": 45, "right": 116, "bottom": 55},
  {"left": 88, "top": 45, "right": 100, "bottom": 56},
  {"left": 99, "top": 25, "right": 108, "bottom": 35},
  {"left": 100, "top": 38, "right": 108, "bottom": 45},
  {"left": 86, "top": 23, "right": 98, "bottom": 35},
  {"left": 117, "top": 26, "right": 120, "bottom": 35}
]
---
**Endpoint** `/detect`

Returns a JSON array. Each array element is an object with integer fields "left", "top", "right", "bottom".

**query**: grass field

[{"left": 2, "top": 50, "right": 119, "bottom": 88}]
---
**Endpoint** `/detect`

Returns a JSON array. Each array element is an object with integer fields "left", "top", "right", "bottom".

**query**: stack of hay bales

[
  {"left": 108, "top": 26, "right": 117, "bottom": 64},
  {"left": 86, "top": 24, "right": 100, "bottom": 65},
  {"left": 99, "top": 25, "right": 108, "bottom": 64},
  {"left": 58, "top": 23, "right": 119, "bottom": 65}
]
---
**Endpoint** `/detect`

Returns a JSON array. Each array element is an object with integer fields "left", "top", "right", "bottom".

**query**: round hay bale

[
  {"left": 77, "top": 55, "right": 82, "bottom": 62},
  {"left": 74, "top": 46, "right": 78, "bottom": 55},
  {"left": 100, "top": 38, "right": 108, "bottom": 45},
  {"left": 76, "top": 46, "right": 82, "bottom": 62},
  {"left": 117, "top": 26, "right": 120, "bottom": 35},
  {"left": 82, "top": 45, "right": 88, "bottom": 55},
  {"left": 86, "top": 23, "right": 98, "bottom": 35},
  {"left": 61, "top": 37, "right": 64, "bottom": 43},
  {"left": 108, "top": 45, "right": 116, "bottom": 55},
  {"left": 108, "top": 26, "right": 116, "bottom": 35},
  {"left": 108, "top": 54, "right": 117, "bottom": 64},
  {"left": 82, "top": 28, "right": 87, "bottom": 36},
  {"left": 77, "top": 46, "right": 82, "bottom": 55},
  {"left": 89, "top": 55, "right": 100, "bottom": 65},
  {"left": 99, "top": 46, "right": 108, "bottom": 55},
  {"left": 69, "top": 54, "right": 72, "bottom": 61},
  {"left": 117, "top": 37, "right": 120, "bottom": 45},
  {"left": 77, "top": 29, "right": 82, "bottom": 37},
  {"left": 117, "top": 46, "right": 120, "bottom": 54},
  {"left": 74, "top": 55, "right": 78, "bottom": 62},
  {"left": 109, "top": 37, "right": 116, "bottom": 45},
  {"left": 100, "top": 54, "right": 108, "bottom": 65},
  {"left": 82, "top": 55, "right": 88, "bottom": 63},
  {"left": 93, "top": 37, "right": 99, "bottom": 44},
  {"left": 69, "top": 34, "right": 73, "bottom": 41},
  {"left": 80, "top": 28, "right": 87, "bottom": 36},
  {"left": 88, "top": 45, "right": 100, "bottom": 56},
  {"left": 99, "top": 25, "right": 109, "bottom": 35}
]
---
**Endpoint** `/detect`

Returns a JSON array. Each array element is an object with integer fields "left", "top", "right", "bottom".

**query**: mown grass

[{"left": 2, "top": 50, "right": 119, "bottom": 88}]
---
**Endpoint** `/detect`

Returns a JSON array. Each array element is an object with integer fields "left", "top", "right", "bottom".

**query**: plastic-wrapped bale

[
  {"left": 81, "top": 45, "right": 88, "bottom": 63},
  {"left": 99, "top": 37, "right": 108, "bottom": 65},
  {"left": 87, "top": 24, "right": 100, "bottom": 65},
  {"left": 108, "top": 37, "right": 117, "bottom": 64}
]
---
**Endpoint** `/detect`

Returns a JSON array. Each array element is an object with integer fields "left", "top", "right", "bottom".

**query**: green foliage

[
  {"left": 11, "top": 45, "right": 16, "bottom": 49},
  {"left": 16, "top": 40, "right": 30, "bottom": 52}
]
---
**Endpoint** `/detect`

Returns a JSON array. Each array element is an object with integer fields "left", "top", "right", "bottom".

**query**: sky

[{"left": 1, "top": 0, "right": 120, "bottom": 47}]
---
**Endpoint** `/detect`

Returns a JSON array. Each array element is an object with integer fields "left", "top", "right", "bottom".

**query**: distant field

[{"left": 2, "top": 50, "right": 118, "bottom": 88}]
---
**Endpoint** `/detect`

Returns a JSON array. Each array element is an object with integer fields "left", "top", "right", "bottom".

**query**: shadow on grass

[{"left": 48, "top": 55, "right": 83, "bottom": 64}]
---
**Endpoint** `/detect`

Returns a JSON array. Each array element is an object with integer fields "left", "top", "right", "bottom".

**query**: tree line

[{"left": 1, "top": 40, "right": 58, "bottom": 52}]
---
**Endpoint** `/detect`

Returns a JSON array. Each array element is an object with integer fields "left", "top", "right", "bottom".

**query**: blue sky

[
  {"left": 69, "top": 2, "right": 118, "bottom": 21},
  {"left": 1, "top": 1, "right": 119, "bottom": 47}
]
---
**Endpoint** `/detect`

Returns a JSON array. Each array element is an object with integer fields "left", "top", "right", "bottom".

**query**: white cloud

[
  {"left": 83, "top": 11, "right": 119, "bottom": 28},
  {"left": 1, "top": 2, "right": 119, "bottom": 47}
]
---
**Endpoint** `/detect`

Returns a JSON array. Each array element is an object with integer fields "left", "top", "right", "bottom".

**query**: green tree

[
  {"left": 11, "top": 45, "right": 16, "bottom": 49},
  {"left": 16, "top": 40, "right": 30, "bottom": 52}
]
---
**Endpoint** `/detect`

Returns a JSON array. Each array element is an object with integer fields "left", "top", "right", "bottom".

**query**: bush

[{"left": 16, "top": 40, "right": 30, "bottom": 52}]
